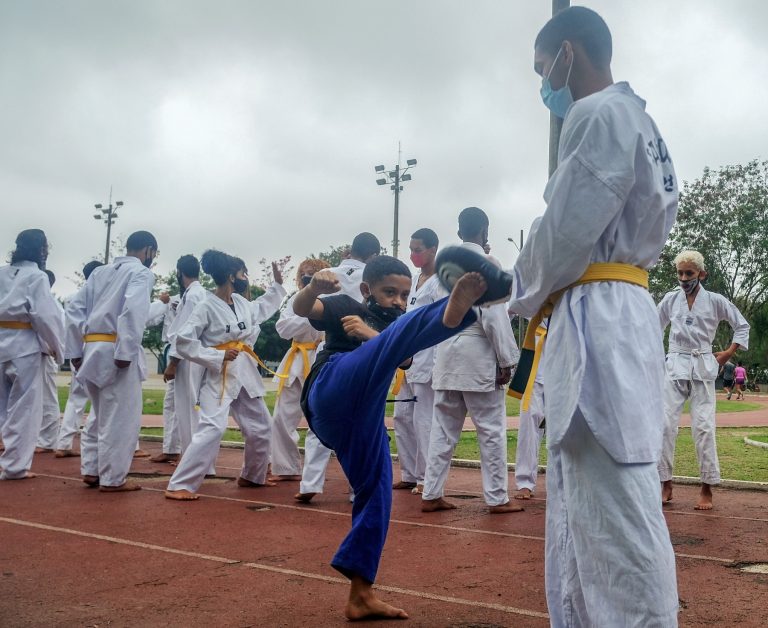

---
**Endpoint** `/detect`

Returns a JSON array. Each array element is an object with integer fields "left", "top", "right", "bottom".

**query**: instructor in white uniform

[
  {"left": 508, "top": 7, "right": 679, "bottom": 625},
  {"left": 658, "top": 250, "right": 749, "bottom": 510}
]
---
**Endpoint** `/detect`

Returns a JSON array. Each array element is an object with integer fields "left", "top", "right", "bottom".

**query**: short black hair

[
  {"left": 458, "top": 207, "right": 489, "bottom": 239},
  {"left": 126, "top": 230, "right": 158, "bottom": 252},
  {"left": 176, "top": 254, "right": 200, "bottom": 279},
  {"left": 45, "top": 269, "right": 56, "bottom": 287},
  {"left": 11, "top": 229, "right": 47, "bottom": 268},
  {"left": 411, "top": 228, "right": 439, "bottom": 249},
  {"left": 351, "top": 232, "right": 381, "bottom": 260},
  {"left": 362, "top": 255, "right": 411, "bottom": 286},
  {"left": 535, "top": 6, "right": 612, "bottom": 69},
  {"left": 200, "top": 249, "right": 239, "bottom": 286},
  {"left": 232, "top": 256, "right": 247, "bottom": 275},
  {"left": 82, "top": 260, "right": 104, "bottom": 279}
]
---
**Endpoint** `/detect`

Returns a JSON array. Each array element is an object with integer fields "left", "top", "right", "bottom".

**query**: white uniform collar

[{"left": 339, "top": 258, "right": 365, "bottom": 269}]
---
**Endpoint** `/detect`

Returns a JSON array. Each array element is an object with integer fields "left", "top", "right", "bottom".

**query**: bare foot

[
  {"left": 694, "top": 484, "right": 713, "bottom": 510},
  {"left": 661, "top": 480, "right": 673, "bottom": 504},
  {"left": 514, "top": 488, "right": 533, "bottom": 500},
  {"left": 345, "top": 576, "right": 408, "bottom": 621},
  {"left": 165, "top": 489, "right": 199, "bottom": 501},
  {"left": 54, "top": 449, "right": 80, "bottom": 458},
  {"left": 421, "top": 497, "right": 457, "bottom": 512},
  {"left": 1, "top": 471, "right": 37, "bottom": 480},
  {"left": 489, "top": 501, "right": 524, "bottom": 514},
  {"left": 133, "top": 449, "right": 150, "bottom": 458},
  {"left": 237, "top": 476, "right": 277, "bottom": 488},
  {"left": 411, "top": 484, "right": 424, "bottom": 495},
  {"left": 268, "top": 474, "right": 302, "bottom": 482},
  {"left": 443, "top": 272, "right": 487, "bottom": 327},
  {"left": 294, "top": 492, "right": 316, "bottom": 503},
  {"left": 82, "top": 475, "right": 99, "bottom": 487},
  {"left": 99, "top": 482, "right": 141, "bottom": 492},
  {"left": 392, "top": 480, "right": 417, "bottom": 490},
  {"left": 34, "top": 447, "right": 54, "bottom": 454},
  {"left": 149, "top": 453, "right": 180, "bottom": 463}
]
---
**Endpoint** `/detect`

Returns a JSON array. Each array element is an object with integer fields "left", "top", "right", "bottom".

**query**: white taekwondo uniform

[
  {"left": 0, "top": 261, "right": 64, "bottom": 479},
  {"left": 508, "top": 82, "right": 679, "bottom": 626},
  {"left": 65, "top": 256, "right": 154, "bottom": 487},
  {"left": 168, "top": 282, "right": 209, "bottom": 452},
  {"left": 157, "top": 294, "right": 181, "bottom": 456},
  {"left": 658, "top": 286, "right": 749, "bottom": 485},
  {"left": 37, "top": 299, "right": 66, "bottom": 450},
  {"left": 513, "top": 324, "right": 546, "bottom": 494},
  {"left": 423, "top": 242, "right": 519, "bottom": 506},
  {"left": 299, "top": 258, "right": 365, "bottom": 495},
  {"left": 392, "top": 272, "right": 440, "bottom": 485},
  {"left": 270, "top": 293, "right": 323, "bottom": 476},
  {"left": 166, "top": 283, "right": 285, "bottom": 493}
]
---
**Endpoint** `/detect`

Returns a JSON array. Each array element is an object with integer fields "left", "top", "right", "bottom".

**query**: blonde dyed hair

[{"left": 673, "top": 250, "right": 705, "bottom": 271}]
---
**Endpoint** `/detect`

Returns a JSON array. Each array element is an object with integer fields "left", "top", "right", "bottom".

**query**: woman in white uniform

[{"left": 165, "top": 250, "right": 283, "bottom": 500}]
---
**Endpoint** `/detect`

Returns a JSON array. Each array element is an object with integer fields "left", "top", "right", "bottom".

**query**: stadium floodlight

[
  {"left": 94, "top": 204, "right": 103, "bottom": 209},
  {"left": 92, "top": 186, "right": 124, "bottom": 264},
  {"left": 375, "top": 165, "right": 385, "bottom": 172},
  {"left": 373, "top": 144, "right": 417, "bottom": 257},
  {"left": 376, "top": 178, "right": 387, "bottom": 185},
  {"left": 406, "top": 159, "right": 417, "bottom": 166},
  {"left": 401, "top": 174, "right": 412, "bottom": 181}
]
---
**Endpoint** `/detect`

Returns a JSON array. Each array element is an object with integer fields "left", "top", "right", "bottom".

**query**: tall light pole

[
  {"left": 374, "top": 143, "right": 417, "bottom": 258},
  {"left": 92, "top": 186, "right": 123, "bottom": 264}
]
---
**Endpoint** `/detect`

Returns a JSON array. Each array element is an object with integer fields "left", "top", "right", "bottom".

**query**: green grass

[
  {"left": 139, "top": 425, "right": 768, "bottom": 483},
  {"left": 62, "top": 387, "right": 757, "bottom": 418}
]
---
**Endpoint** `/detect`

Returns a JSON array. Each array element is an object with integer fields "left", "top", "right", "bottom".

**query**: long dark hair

[{"left": 11, "top": 229, "right": 47, "bottom": 269}]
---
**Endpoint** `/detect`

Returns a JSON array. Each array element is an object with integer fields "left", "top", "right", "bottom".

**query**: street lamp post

[
  {"left": 92, "top": 187, "right": 123, "bottom": 264},
  {"left": 374, "top": 145, "right": 416, "bottom": 258}
]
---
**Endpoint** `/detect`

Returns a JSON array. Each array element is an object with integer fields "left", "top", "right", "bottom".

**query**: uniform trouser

[
  {"left": 514, "top": 380, "right": 545, "bottom": 492},
  {"left": 270, "top": 378, "right": 304, "bottom": 476},
  {"left": 161, "top": 379, "right": 181, "bottom": 455},
  {"left": 410, "top": 382, "right": 436, "bottom": 484},
  {"left": 423, "top": 388, "right": 509, "bottom": 506},
  {"left": 175, "top": 360, "right": 205, "bottom": 452},
  {"left": 81, "top": 365, "right": 143, "bottom": 487},
  {"left": 167, "top": 387, "right": 272, "bottom": 492},
  {"left": 56, "top": 373, "right": 90, "bottom": 451},
  {"left": 546, "top": 409, "right": 678, "bottom": 627},
  {"left": 37, "top": 356, "right": 61, "bottom": 449},
  {"left": 299, "top": 429, "right": 333, "bottom": 494},
  {"left": 0, "top": 353, "right": 44, "bottom": 479},
  {"left": 392, "top": 381, "right": 418, "bottom": 483},
  {"left": 308, "top": 297, "right": 474, "bottom": 583},
  {"left": 659, "top": 378, "right": 719, "bottom": 485}
]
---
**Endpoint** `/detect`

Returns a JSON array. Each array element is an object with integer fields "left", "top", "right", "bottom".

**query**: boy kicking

[{"left": 293, "top": 252, "right": 507, "bottom": 620}]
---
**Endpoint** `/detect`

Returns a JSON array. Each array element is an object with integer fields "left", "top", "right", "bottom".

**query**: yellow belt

[
  {"left": 0, "top": 321, "right": 33, "bottom": 330},
  {"left": 214, "top": 341, "right": 287, "bottom": 402},
  {"left": 509, "top": 263, "right": 649, "bottom": 411},
  {"left": 84, "top": 333, "right": 117, "bottom": 342},
  {"left": 391, "top": 368, "right": 406, "bottom": 396},
  {"left": 276, "top": 340, "right": 320, "bottom": 397}
]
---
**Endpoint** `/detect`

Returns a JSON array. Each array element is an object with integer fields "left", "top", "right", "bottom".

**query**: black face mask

[
  {"left": 679, "top": 277, "right": 699, "bottom": 295},
  {"left": 177, "top": 274, "right": 185, "bottom": 296},
  {"left": 233, "top": 278, "right": 249, "bottom": 295},
  {"left": 142, "top": 256, "right": 153, "bottom": 269},
  {"left": 301, "top": 275, "right": 312, "bottom": 287},
  {"left": 366, "top": 297, "right": 405, "bottom": 327}
]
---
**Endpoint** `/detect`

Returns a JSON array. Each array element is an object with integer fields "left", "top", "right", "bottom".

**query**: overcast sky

[{"left": 2, "top": 1, "right": 766, "bottom": 298}]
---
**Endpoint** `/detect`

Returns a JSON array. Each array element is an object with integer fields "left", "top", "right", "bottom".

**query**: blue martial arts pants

[{"left": 307, "top": 297, "right": 475, "bottom": 583}]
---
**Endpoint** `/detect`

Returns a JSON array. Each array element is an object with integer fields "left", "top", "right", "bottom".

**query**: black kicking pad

[{"left": 435, "top": 245, "right": 514, "bottom": 305}]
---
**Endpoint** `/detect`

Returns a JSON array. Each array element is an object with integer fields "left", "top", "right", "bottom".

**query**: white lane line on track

[
  {"left": 0, "top": 515, "right": 549, "bottom": 620},
  {"left": 32, "top": 473, "right": 739, "bottom": 564}
]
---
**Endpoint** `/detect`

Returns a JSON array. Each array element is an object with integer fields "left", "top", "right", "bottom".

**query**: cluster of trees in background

[{"left": 135, "top": 159, "right": 768, "bottom": 380}]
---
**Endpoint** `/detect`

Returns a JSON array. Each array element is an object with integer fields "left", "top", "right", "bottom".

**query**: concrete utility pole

[
  {"left": 548, "top": 0, "right": 571, "bottom": 176},
  {"left": 92, "top": 186, "right": 123, "bottom": 264},
  {"left": 374, "top": 142, "right": 417, "bottom": 258}
]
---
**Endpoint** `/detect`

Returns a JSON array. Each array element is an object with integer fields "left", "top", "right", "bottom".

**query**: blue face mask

[{"left": 540, "top": 46, "right": 574, "bottom": 119}]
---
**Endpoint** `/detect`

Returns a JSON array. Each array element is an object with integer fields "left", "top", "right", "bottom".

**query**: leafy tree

[
  {"left": 311, "top": 243, "right": 351, "bottom": 268},
  {"left": 650, "top": 159, "right": 768, "bottom": 368}
]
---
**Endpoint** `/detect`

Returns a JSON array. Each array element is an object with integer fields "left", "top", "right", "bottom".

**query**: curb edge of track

[
  {"left": 138, "top": 434, "right": 768, "bottom": 492},
  {"left": 744, "top": 436, "right": 768, "bottom": 450}
]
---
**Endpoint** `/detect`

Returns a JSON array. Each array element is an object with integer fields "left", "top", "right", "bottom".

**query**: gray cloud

[{"left": 1, "top": 1, "right": 765, "bottom": 297}]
